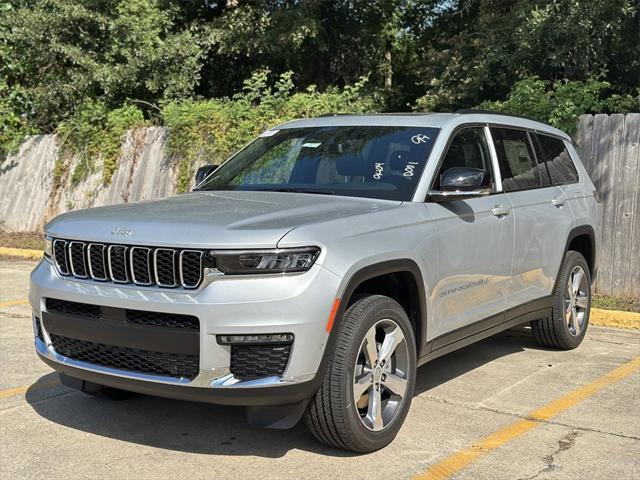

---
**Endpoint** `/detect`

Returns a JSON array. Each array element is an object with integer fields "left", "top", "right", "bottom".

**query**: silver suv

[{"left": 30, "top": 112, "right": 599, "bottom": 452}]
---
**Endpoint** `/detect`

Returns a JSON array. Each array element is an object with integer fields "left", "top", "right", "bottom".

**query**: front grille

[
  {"left": 46, "top": 298, "right": 101, "bottom": 318},
  {"left": 51, "top": 239, "right": 205, "bottom": 289},
  {"left": 45, "top": 298, "right": 199, "bottom": 331},
  {"left": 230, "top": 344, "right": 292, "bottom": 380},
  {"left": 50, "top": 334, "right": 199, "bottom": 379}
]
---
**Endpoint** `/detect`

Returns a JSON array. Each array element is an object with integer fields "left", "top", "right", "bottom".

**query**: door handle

[
  {"left": 491, "top": 205, "right": 510, "bottom": 217},
  {"left": 552, "top": 196, "right": 566, "bottom": 207}
]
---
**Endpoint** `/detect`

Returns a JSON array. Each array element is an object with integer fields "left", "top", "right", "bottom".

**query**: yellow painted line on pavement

[
  {"left": 0, "top": 299, "right": 29, "bottom": 308},
  {"left": 591, "top": 308, "right": 640, "bottom": 329},
  {"left": 0, "top": 379, "right": 60, "bottom": 400},
  {"left": 0, "top": 247, "right": 42, "bottom": 259},
  {"left": 415, "top": 356, "right": 640, "bottom": 480}
]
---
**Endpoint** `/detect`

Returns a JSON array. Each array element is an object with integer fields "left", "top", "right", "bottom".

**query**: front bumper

[{"left": 30, "top": 259, "right": 341, "bottom": 406}]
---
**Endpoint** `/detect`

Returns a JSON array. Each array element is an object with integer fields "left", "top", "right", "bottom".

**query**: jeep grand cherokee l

[{"left": 30, "top": 111, "right": 598, "bottom": 452}]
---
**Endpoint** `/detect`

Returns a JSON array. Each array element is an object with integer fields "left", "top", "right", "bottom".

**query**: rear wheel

[
  {"left": 305, "top": 295, "right": 416, "bottom": 452},
  {"left": 531, "top": 251, "right": 591, "bottom": 350}
]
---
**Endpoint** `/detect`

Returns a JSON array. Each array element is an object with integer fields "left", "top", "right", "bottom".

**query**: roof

[{"left": 273, "top": 112, "right": 570, "bottom": 140}]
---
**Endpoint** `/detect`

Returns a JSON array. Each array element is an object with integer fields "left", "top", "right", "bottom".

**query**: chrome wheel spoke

[
  {"left": 354, "top": 371, "right": 373, "bottom": 400},
  {"left": 382, "top": 372, "right": 407, "bottom": 397},
  {"left": 571, "top": 269, "right": 583, "bottom": 296},
  {"left": 568, "top": 306, "right": 583, "bottom": 335},
  {"left": 366, "top": 386, "right": 384, "bottom": 431},
  {"left": 363, "top": 326, "right": 378, "bottom": 368},
  {"left": 575, "top": 294, "right": 588, "bottom": 309},
  {"left": 378, "top": 326, "right": 404, "bottom": 365}
]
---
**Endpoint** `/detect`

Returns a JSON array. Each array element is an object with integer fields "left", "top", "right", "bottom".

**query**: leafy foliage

[
  {"left": 1, "top": 0, "right": 638, "bottom": 169},
  {"left": 57, "top": 102, "right": 145, "bottom": 185},
  {"left": 163, "top": 70, "right": 378, "bottom": 192},
  {"left": 479, "top": 78, "right": 639, "bottom": 133}
]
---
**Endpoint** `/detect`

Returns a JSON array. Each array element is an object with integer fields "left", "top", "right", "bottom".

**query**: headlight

[
  {"left": 210, "top": 247, "right": 320, "bottom": 275},
  {"left": 44, "top": 235, "right": 53, "bottom": 259}
]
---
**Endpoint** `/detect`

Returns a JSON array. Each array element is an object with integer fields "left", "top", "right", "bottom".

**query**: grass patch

[
  {"left": 0, "top": 231, "right": 43, "bottom": 250},
  {"left": 593, "top": 294, "right": 640, "bottom": 313}
]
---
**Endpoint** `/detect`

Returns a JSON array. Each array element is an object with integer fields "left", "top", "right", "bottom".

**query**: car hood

[{"left": 45, "top": 191, "right": 401, "bottom": 248}]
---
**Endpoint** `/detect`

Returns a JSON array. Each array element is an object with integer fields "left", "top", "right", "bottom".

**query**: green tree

[{"left": 0, "top": 0, "right": 202, "bottom": 131}]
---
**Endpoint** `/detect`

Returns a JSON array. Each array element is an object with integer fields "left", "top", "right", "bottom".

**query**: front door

[{"left": 426, "top": 126, "right": 514, "bottom": 340}]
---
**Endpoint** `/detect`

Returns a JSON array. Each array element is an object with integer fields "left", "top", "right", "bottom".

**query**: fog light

[{"left": 217, "top": 333, "right": 294, "bottom": 345}]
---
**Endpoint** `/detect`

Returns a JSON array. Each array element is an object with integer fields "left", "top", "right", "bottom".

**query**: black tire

[
  {"left": 531, "top": 251, "right": 591, "bottom": 350},
  {"left": 305, "top": 294, "right": 417, "bottom": 452}
]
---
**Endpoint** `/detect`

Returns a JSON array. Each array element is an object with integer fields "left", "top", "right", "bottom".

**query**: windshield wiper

[{"left": 253, "top": 187, "right": 335, "bottom": 195}]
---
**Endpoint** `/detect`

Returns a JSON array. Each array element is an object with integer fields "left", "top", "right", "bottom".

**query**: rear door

[
  {"left": 489, "top": 127, "right": 574, "bottom": 309},
  {"left": 427, "top": 126, "right": 514, "bottom": 339}
]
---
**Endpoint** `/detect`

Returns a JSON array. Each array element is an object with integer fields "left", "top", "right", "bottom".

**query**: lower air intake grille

[
  {"left": 46, "top": 298, "right": 101, "bottom": 319},
  {"left": 230, "top": 344, "right": 292, "bottom": 380},
  {"left": 50, "top": 334, "right": 199, "bottom": 379},
  {"left": 125, "top": 309, "right": 199, "bottom": 330}
]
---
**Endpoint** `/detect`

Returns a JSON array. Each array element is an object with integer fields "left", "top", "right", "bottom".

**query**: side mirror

[
  {"left": 195, "top": 165, "right": 217, "bottom": 185},
  {"left": 428, "top": 167, "right": 491, "bottom": 202}
]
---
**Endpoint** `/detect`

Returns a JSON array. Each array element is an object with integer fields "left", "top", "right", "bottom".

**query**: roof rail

[{"left": 454, "top": 109, "right": 541, "bottom": 123}]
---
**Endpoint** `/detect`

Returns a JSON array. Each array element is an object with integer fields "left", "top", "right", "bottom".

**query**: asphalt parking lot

[{"left": 1, "top": 258, "right": 639, "bottom": 479}]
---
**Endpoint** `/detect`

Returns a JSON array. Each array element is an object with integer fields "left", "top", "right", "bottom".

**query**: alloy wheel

[
  {"left": 352, "top": 319, "right": 410, "bottom": 431},
  {"left": 565, "top": 265, "right": 589, "bottom": 336}
]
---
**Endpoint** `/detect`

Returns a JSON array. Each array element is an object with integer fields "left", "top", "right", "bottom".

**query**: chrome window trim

[
  {"left": 52, "top": 239, "right": 70, "bottom": 276},
  {"left": 179, "top": 250, "right": 204, "bottom": 289},
  {"left": 107, "top": 245, "right": 130, "bottom": 284},
  {"left": 154, "top": 248, "right": 177, "bottom": 288},
  {"left": 130, "top": 246, "right": 153, "bottom": 286},
  {"left": 68, "top": 241, "right": 88, "bottom": 279},
  {"left": 87, "top": 243, "right": 108, "bottom": 281}
]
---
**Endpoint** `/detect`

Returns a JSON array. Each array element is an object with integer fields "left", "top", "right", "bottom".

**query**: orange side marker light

[{"left": 326, "top": 298, "right": 341, "bottom": 332}]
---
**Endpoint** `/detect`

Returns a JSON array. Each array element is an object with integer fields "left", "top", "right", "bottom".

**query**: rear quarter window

[{"left": 534, "top": 133, "right": 579, "bottom": 185}]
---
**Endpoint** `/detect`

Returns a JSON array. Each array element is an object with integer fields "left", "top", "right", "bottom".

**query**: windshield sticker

[
  {"left": 302, "top": 142, "right": 322, "bottom": 148},
  {"left": 373, "top": 162, "right": 384, "bottom": 180},
  {"left": 259, "top": 130, "right": 279, "bottom": 137},
  {"left": 403, "top": 162, "right": 419, "bottom": 177},
  {"left": 411, "top": 133, "right": 430, "bottom": 144}
]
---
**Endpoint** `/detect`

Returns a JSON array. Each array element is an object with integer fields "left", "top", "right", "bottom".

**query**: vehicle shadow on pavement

[{"left": 25, "top": 327, "right": 542, "bottom": 458}]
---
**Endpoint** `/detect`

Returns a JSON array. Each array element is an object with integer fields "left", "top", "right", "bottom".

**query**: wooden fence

[{"left": 575, "top": 113, "right": 640, "bottom": 298}]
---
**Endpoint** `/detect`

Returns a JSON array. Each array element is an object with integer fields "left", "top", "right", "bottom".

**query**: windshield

[{"left": 196, "top": 126, "right": 440, "bottom": 201}]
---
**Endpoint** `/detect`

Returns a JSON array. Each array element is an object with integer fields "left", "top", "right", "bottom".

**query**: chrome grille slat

[
  {"left": 87, "top": 243, "right": 107, "bottom": 281},
  {"left": 108, "top": 245, "right": 129, "bottom": 283},
  {"left": 68, "top": 241, "right": 88, "bottom": 278},
  {"left": 50, "top": 239, "right": 203, "bottom": 289},
  {"left": 130, "top": 247, "right": 153, "bottom": 286},
  {"left": 154, "top": 249, "right": 177, "bottom": 288},
  {"left": 53, "top": 239, "right": 70, "bottom": 276},
  {"left": 179, "top": 250, "right": 204, "bottom": 288}
]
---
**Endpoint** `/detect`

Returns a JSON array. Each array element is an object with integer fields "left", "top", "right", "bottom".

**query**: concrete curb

[
  {"left": 591, "top": 308, "right": 640, "bottom": 329},
  {"left": 0, "top": 247, "right": 42, "bottom": 260}
]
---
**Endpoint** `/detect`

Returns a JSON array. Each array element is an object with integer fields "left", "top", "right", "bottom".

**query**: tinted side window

[
  {"left": 490, "top": 128, "right": 539, "bottom": 192},
  {"left": 530, "top": 135, "right": 553, "bottom": 187},
  {"left": 433, "top": 127, "right": 494, "bottom": 190},
  {"left": 535, "top": 133, "right": 579, "bottom": 185}
]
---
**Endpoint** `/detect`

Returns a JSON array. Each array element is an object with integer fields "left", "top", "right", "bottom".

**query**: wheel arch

[
  {"left": 555, "top": 225, "right": 597, "bottom": 291},
  {"left": 333, "top": 259, "right": 428, "bottom": 357}
]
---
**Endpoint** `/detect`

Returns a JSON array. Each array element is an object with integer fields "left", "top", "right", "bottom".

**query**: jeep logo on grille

[{"left": 111, "top": 227, "right": 132, "bottom": 237}]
